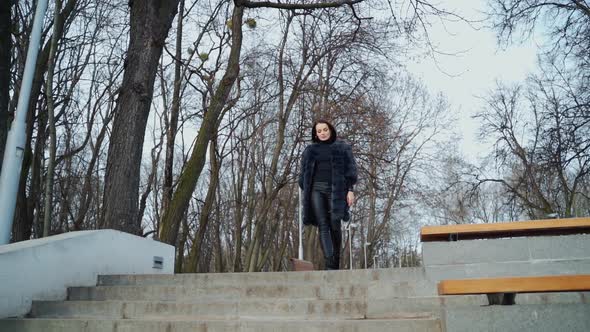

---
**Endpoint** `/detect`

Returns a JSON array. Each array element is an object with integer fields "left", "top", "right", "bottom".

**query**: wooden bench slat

[
  {"left": 438, "top": 275, "right": 590, "bottom": 295},
  {"left": 421, "top": 217, "right": 590, "bottom": 242}
]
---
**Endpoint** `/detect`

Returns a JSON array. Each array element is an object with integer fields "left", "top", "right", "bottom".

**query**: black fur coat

[{"left": 298, "top": 139, "right": 358, "bottom": 226}]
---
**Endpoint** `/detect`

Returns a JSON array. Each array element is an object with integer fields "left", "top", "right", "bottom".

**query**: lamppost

[{"left": 363, "top": 242, "right": 371, "bottom": 269}]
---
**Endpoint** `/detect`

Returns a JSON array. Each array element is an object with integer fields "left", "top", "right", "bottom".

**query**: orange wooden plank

[
  {"left": 420, "top": 217, "right": 590, "bottom": 242},
  {"left": 438, "top": 275, "right": 590, "bottom": 295}
]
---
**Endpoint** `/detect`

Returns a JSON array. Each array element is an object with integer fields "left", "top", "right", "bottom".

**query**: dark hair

[{"left": 311, "top": 119, "right": 337, "bottom": 143}]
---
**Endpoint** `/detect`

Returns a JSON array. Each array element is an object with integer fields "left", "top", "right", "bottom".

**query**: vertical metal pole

[
  {"left": 0, "top": 0, "right": 49, "bottom": 245},
  {"left": 348, "top": 226, "right": 352, "bottom": 270},
  {"left": 364, "top": 243, "right": 367, "bottom": 269},
  {"left": 298, "top": 187, "right": 303, "bottom": 260},
  {"left": 348, "top": 208, "right": 355, "bottom": 270}
]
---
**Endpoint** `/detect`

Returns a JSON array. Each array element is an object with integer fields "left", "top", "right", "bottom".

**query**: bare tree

[
  {"left": 158, "top": 0, "right": 371, "bottom": 246},
  {"left": 42, "top": 0, "right": 120, "bottom": 235},
  {"left": 475, "top": 77, "right": 589, "bottom": 218},
  {"left": 184, "top": 138, "right": 222, "bottom": 272},
  {"left": 0, "top": 0, "right": 12, "bottom": 172},
  {"left": 101, "top": 0, "right": 180, "bottom": 235},
  {"left": 4, "top": 0, "right": 467, "bottom": 277},
  {"left": 11, "top": 0, "right": 81, "bottom": 242},
  {"left": 488, "top": 0, "right": 590, "bottom": 64}
]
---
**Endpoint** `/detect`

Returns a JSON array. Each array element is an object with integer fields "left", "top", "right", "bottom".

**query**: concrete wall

[
  {"left": 0, "top": 230, "right": 175, "bottom": 318},
  {"left": 422, "top": 234, "right": 590, "bottom": 281},
  {"left": 444, "top": 304, "right": 590, "bottom": 332}
]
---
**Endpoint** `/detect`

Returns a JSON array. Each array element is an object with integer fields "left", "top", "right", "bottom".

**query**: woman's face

[{"left": 315, "top": 123, "right": 331, "bottom": 141}]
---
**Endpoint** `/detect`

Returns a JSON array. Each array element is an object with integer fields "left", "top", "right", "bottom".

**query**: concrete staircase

[
  {"left": 0, "top": 268, "right": 452, "bottom": 332},
  {"left": 3, "top": 232, "right": 590, "bottom": 331},
  {"left": 2, "top": 267, "right": 590, "bottom": 331}
]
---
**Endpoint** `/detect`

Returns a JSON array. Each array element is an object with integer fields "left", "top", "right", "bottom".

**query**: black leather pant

[{"left": 311, "top": 182, "right": 342, "bottom": 270}]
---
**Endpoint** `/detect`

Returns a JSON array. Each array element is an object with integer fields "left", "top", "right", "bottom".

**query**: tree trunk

[
  {"left": 0, "top": 0, "right": 11, "bottom": 172},
  {"left": 233, "top": 141, "right": 256, "bottom": 272},
  {"left": 101, "top": 0, "right": 180, "bottom": 235},
  {"left": 214, "top": 192, "right": 224, "bottom": 272},
  {"left": 42, "top": 0, "right": 63, "bottom": 237},
  {"left": 73, "top": 111, "right": 112, "bottom": 230},
  {"left": 158, "top": 5, "right": 244, "bottom": 245},
  {"left": 12, "top": 142, "right": 33, "bottom": 242},
  {"left": 13, "top": 99, "right": 42, "bottom": 242},
  {"left": 137, "top": 138, "right": 163, "bottom": 231},
  {"left": 162, "top": 0, "right": 185, "bottom": 215},
  {"left": 185, "top": 139, "right": 221, "bottom": 272},
  {"left": 230, "top": 149, "right": 246, "bottom": 272}
]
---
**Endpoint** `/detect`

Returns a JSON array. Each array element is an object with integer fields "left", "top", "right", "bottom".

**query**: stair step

[
  {"left": 368, "top": 295, "right": 486, "bottom": 318},
  {"left": 31, "top": 299, "right": 369, "bottom": 319},
  {"left": 369, "top": 291, "right": 590, "bottom": 319},
  {"left": 97, "top": 268, "right": 429, "bottom": 287},
  {"left": 0, "top": 317, "right": 443, "bottom": 332},
  {"left": 368, "top": 279, "right": 438, "bottom": 298},
  {"left": 68, "top": 284, "right": 368, "bottom": 301}
]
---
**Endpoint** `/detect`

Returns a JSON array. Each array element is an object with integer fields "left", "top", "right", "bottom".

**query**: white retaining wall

[{"left": 0, "top": 230, "right": 175, "bottom": 318}]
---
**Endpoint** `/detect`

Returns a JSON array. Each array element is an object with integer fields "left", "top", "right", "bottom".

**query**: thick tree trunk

[
  {"left": 12, "top": 150, "right": 33, "bottom": 242},
  {"left": 158, "top": 5, "right": 244, "bottom": 245},
  {"left": 12, "top": 51, "right": 47, "bottom": 241},
  {"left": 0, "top": 1, "right": 11, "bottom": 172},
  {"left": 101, "top": 0, "right": 179, "bottom": 234},
  {"left": 13, "top": 103, "right": 41, "bottom": 242}
]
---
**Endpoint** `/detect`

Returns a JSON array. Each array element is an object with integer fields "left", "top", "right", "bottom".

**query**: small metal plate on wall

[{"left": 153, "top": 256, "right": 164, "bottom": 269}]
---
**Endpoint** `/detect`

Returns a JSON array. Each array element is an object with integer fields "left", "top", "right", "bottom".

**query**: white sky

[{"left": 404, "top": 0, "right": 540, "bottom": 162}]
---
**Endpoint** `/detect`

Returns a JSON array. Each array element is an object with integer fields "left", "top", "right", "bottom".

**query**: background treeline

[{"left": 0, "top": 0, "right": 588, "bottom": 272}]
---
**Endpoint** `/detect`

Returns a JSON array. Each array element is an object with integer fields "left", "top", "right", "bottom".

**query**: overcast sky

[{"left": 404, "top": 0, "right": 541, "bottom": 162}]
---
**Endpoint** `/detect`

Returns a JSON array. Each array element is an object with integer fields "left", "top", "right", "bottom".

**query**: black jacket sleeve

[{"left": 344, "top": 143, "right": 357, "bottom": 191}]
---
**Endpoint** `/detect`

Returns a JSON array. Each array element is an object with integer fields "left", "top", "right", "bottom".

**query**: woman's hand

[{"left": 347, "top": 191, "right": 355, "bottom": 206}]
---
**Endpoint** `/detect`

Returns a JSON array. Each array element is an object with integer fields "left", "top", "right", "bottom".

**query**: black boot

[
  {"left": 325, "top": 255, "right": 339, "bottom": 270},
  {"left": 331, "top": 255, "right": 340, "bottom": 270}
]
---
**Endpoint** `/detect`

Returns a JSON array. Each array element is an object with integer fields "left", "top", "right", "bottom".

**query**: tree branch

[{"left": 236, "top": 0, "right": 366, "bottom": 10}]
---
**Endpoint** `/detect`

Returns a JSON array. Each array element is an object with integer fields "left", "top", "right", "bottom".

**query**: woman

[{"left": 299, "top": 120, "right": 357, "bottom": 270}]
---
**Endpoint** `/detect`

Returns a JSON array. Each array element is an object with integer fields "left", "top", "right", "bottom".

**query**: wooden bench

[
  {"left": 438, "top": 274, "right": 590, "bottom": 305},
  {"left": 421, "top": 217, "right": 590, "bottom": 242}
]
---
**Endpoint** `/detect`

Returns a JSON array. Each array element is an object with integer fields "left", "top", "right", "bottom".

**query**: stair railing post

[
  {"left": 364, "top": 242, "right": 370, "bottom": 269},
  {"left": 349, "top": 225, "right": 353, "bottom": 270},
  {"left": 347, "top": 208, "right": 356, "bottom": 270},
  {"left": 298, "top": 187, "right": 303, "bottom": 260}
]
